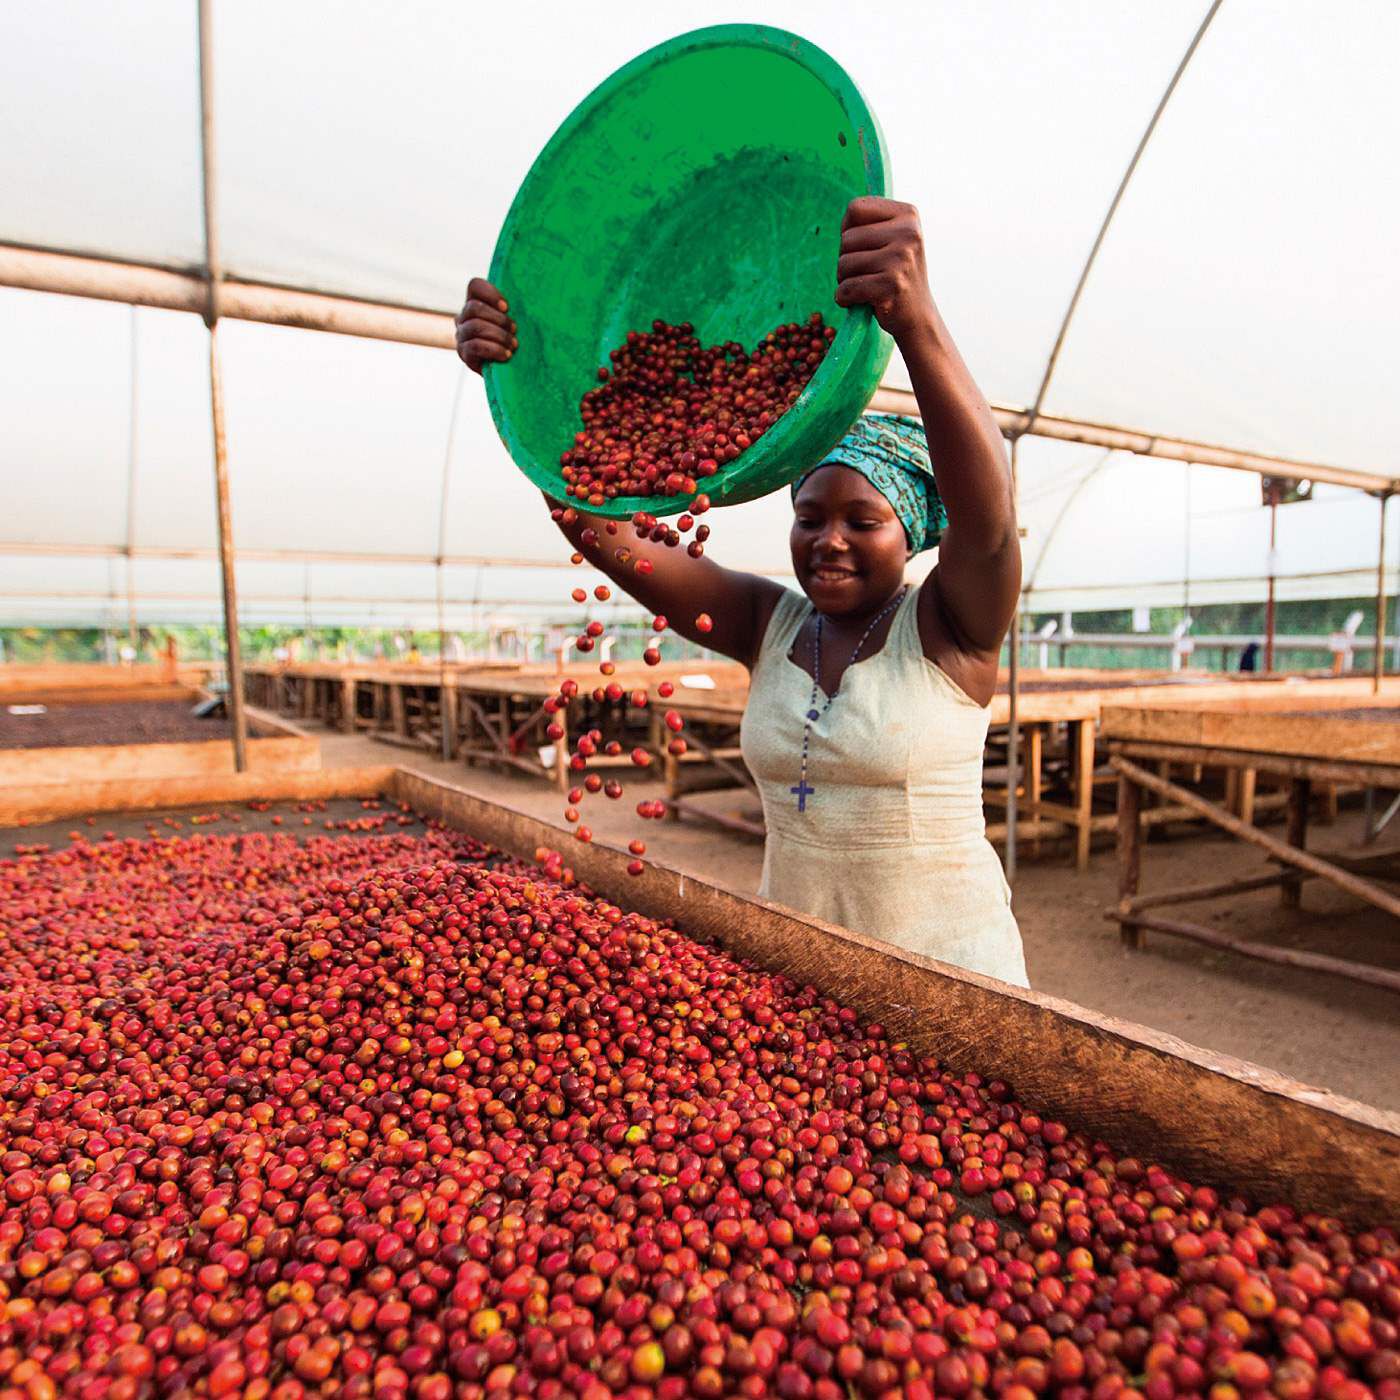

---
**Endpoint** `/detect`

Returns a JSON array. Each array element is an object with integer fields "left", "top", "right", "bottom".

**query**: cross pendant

[{"left": 790, "top": 778, "right": 815, "bottom": 812}]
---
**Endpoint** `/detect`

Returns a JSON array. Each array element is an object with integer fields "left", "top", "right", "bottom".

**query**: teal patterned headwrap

[{"left": 790, "top": 413, "right": 947, "bottom": 553}]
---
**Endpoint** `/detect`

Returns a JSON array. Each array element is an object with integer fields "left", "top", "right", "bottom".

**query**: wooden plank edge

[
  {"left": 0, "top": 734, "right": 322, "bottom": 790},
  {"left": 388, "top": 767, "right": 1400, "bottom": 1226},
  {"left": 1109, "top": 740, "right": 1400, "bottom": 793},
  {"left": 1109, "top": 910, "right": 1400, "bottom": 996},
  {"left": 0, "top": 766, "right": 395, "bottom": 826}
]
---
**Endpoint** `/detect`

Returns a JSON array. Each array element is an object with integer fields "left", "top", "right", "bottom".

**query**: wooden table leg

[
  {"left": 340, "top": 678, "right": 356, "bottom": 734},
  {"left": 1282, "top": 777, "right": 1311, "bottom": 908},
  {"left": 1238, "top": 767, "right": 1257, "bottom": 826},
  {"left": 1074, "top": 717, "right": 1095, "bottom": 871},
  {"left": 1028, "top": 723, "right": 1044, "bottom": 858},
  {"left": 390, "top": 684, "right": 408, "bottom": 738},
  {"left": 440, "top": 684, "right": 458, "bottom": 760},
  {"left": 1117, "top": 770, "right": 1143, "bottom": 948},
  {"left": 554, "top": 707, "right": 569, "bottom": 791}
]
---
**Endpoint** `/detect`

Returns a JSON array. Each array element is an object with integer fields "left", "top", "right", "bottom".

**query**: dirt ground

[{"left": 316, "top": 732, "right": 1400, "bottom": 1116}]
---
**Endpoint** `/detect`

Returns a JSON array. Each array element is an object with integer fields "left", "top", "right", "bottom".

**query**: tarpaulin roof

[{"left": 3, "top": 1, "right": 1396, "bottom": 627}]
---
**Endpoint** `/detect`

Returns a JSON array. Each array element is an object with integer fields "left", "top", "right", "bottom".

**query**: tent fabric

[{"left": 2, "top": 2, "right": 1396, "bottom": 628}]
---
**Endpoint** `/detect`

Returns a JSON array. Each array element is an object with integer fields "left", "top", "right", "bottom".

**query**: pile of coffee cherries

[
  {"left": 0, "top": 824, "right": 1395, "bottom": 1400},
  {"left": 558, "top": 315, "right": 835, "bottom": 505}
]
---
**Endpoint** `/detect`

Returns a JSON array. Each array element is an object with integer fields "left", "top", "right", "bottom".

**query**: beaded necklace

[{"left": 791, "top": 586, "right": 908, "bottom": 812}]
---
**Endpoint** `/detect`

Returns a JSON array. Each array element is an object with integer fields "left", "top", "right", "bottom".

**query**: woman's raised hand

[
  {"left": 834, "top": 197, "right": 935, "bottom": 342},
  {"left": 455, "top": 277, "right": 517, "bottom": 374}
]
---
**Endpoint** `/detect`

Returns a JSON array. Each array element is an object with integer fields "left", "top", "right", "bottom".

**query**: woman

[{"left": 457, "top": 197, "right": 1027, "bottom": 986}]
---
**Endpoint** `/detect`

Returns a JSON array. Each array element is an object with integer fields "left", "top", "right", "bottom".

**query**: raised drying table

[
  {"left": 1104, "top": 691, "right": 1400, "bottom": 993},
  {"left": 658, "top": 671, "right": 1380, "bottom": 867},
  {"left": 4, "top": 761, "right": 1395, "bottom": 1226},
  {"left": 1, "top": 687, "right": 319, "bottom": 826}
]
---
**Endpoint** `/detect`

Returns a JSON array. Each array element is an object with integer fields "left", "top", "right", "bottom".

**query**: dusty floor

[{"left": 319, "top": 730, "right": 1400, "bottom": 1115}]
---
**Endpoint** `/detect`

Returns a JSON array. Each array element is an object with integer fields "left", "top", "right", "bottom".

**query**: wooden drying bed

[
  {"left": 0, "top": 660, "right": 213, "bottom": 706},
  {"left": 0, "top": 694, "right": 319, "bottom": 827},
  {"left": 242, "top": 661, "right": 1400, "bottom": 866},
  {"left": 658, "top": 672, "right": 1393, "bottom": 868},
  {"left": 243, "top": 659, "right": 748, "bottom": 792},
  {"left": 4, "top": 763, "right": 1396, "bottom": 1226},
  {"left": 1104, "top": 696, "right": 1400, "bottom": 993}
]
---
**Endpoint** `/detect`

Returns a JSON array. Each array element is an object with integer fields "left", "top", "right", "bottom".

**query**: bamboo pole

[
  {"left": 2, "top": 243, "right": 1390, "bottom": 497},
  {"left": 199, "top": 0, "right": 247, "bottom": 773}
]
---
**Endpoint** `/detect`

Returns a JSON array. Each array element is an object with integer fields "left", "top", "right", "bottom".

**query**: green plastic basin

[{"left": 485, "top": 23, "right": 893, "bottom": 518}]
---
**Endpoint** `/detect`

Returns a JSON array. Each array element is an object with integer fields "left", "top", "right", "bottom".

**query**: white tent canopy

[{"left": 2, "top": 1, "right": 1397, "bottom": 628}]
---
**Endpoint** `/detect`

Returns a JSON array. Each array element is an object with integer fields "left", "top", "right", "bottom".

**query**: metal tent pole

[
  {"left": 125, "top": 307, "right": 140, "bottom": 650},
  {"left": 199, "top": 0, "right": 247, "bottom": 771},
  {"left": 1005, "top": 437, "right": 1022, "bottom": 882},
  {"left": 1264, "top": 478, "right": 1279, "bottom": 672},
  {"left": 1376, "top": 493, "right": 1389, "bottom": 694},
  {"left": 4, "top": 244, "right": 1390, "bottom": 496}
]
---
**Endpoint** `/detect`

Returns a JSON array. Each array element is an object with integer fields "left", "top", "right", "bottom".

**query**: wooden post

[
  {"left": 1027, "top": 723, "right": 1044, "bottom": 857},
  {"left": 199, "top": 0, "right": 247, "bottom": 773},
  {"left": 1238, "top": 767, "right": 1257, "bottom": 826},
  {"left": 207, "top": 332, "right": 246, "bottom": 772},
  {"left": 441, "top": 682, "right": 459, "bottom": 761},
  {"left": 1116, "top": 770, "right": 1143, "bottom": 948},
  {"left": 340, "top": 677, "right": 356, "bottom": 734},
  {"left": 1283, "top": 777, "right": 1311, "bottom": 909},
  {"left": 553, "top": 704, "right": 570, "bottom": 792},
  {"left": 1074, "top": 716, "right": 1096, "bottom": 871}
]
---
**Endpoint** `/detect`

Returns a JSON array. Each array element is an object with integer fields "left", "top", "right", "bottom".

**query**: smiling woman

[{"left": 458, "top": 196, "right": 1028, "bottom": 986}]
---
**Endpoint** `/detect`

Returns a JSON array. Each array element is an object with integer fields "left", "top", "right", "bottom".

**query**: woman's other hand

[
  {"left": 455, "top": 277, "right": 517, "bottom": 374},
  {"left": 834, "top": 197, "right": 935, "bottom": 341}
]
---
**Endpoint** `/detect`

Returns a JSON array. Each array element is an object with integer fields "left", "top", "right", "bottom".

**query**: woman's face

[{"left": 790, "top": 465, "right": 911, "bottom": 619}]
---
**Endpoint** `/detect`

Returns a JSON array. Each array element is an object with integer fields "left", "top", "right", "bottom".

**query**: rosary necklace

[{"left": 791, "top": 587, "right": 907, "bottom": 812}]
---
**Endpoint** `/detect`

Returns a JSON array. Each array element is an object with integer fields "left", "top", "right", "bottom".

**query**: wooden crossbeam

[{"left": 1113, "top": 756, "right": 1400, "bottom": 919}]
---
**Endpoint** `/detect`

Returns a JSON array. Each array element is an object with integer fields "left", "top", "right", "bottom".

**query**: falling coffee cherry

[{"left": 695, "top": 613, "right": 713, "bottom": 633}]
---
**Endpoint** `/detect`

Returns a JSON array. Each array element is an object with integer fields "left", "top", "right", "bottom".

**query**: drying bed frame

[{"left": 4, "top": 762, "right": 1396, "bottom": 1226}]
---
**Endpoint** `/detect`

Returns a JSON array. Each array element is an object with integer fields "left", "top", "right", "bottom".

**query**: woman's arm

[
  {"left": 835, "top": 201, "right": 1021, "bottom": 658},
  {"left": 547, "top": 496, "right": 784, "bottom": 667},
  {"left": 456, "top": 279, "right": 784, "bottom": 667}
]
